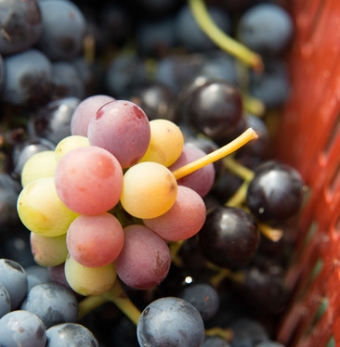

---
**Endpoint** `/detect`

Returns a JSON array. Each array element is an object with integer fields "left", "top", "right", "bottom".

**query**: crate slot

[
  {"left": 305, "top": 296, "right": 329, "bottom": 336},
  {"left": 322, "top": 113, "right": 340, "bottom": 156},
  {"left": 325, "top": 336, "right": 336, "bottom": 347}
]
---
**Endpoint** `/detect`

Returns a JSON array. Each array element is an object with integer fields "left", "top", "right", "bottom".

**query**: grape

[
  {"left": 54, "top": 135, "right": 90, "bottom": 161},
  {"left": 114, "top": 224, "right": 171, "bottom": 289},
  {"left": 46, "top": 323, "right": 99, "bottom": 347},
  {"left": 54, "top": 146, "right": 123, "bottom": 215},
  {"left": 139, "top": 119, "right": 184, "bottom": 167},
  {"left": 21, "top": 150, "right": 57, "bottom": 187},
  {"left": 70, "top": 94, "right": 115, "bottom": 137},
  {"left": 21, "top": 282, "right": 78, "bottom": 329},
  {"left": 0, "top": 310, "right": 46, "bottom": 347},
  {"left": 143, "top": 185, "right": 206, "bottom": 242},
  {"left": 0, "top": 283, "right": 11, "bottom": 319},
  {"left": 2, "top": 48, "right": 52, "bottom": 106},
  {"left": 246, "top": 161, "right": 304, "bottom": 222},
  {"left": 198, "top": 206, "right": 260, "bottom": 269},
  {"left": 11, "top": 138, "right": 56, "bottom": 181},
  {"left": 178, "top": 282, "right": 220, "bottom": 322},
  {"left": 87, "top": 99, "right": 151, "bottom": 168},
  {"left": 28, "top": 96, "right": 80, "bottom": 145},
  {"left": 237, "top": 3, "right": 293, "bottom": 55},
  {"left": 17, "top": 177, "right": 79, "bottom": 237},
  {"left": 168, "top": 144, "right": 215, "bottom": 198},
  {"left": 37, "top": 0, "right": 86, "bottom": 61},
  {"left": 66, "top": 213, "right": 124, "bottom": 267},
  {"left": 0, "top": 0, "right": 42, "bottom": 56},
  {"left": 64, "top": 254, "right": 117, "bottom": 296},
  {"left": 30, "top": 232, "right": 68, "bottom": 267},
  {"left": 120, "top": 161, "right": 177, "bottom": 219},
  {"left": 0, "top": 258, "right": 27, "bottom": 309},
  {"left": 185, "top": 80, "right": 244, "bottom": 142},
  {"left": 203, "top": 336, "right": 231, "bottom": 347},
  {"left": 50, "top": 61, "right": 85, "bottom": 100},
  {"left": 137, "top": 296, "right": 205, "bottom": 347}
]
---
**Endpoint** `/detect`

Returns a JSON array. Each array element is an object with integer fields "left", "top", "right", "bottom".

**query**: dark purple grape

[
  {"left": 246, "top": 160, "right": 305, "bottom": 222},
  {"left": 0, "top": 258, "right": 27, "bottom": 309},
  {"left": 137, "top": 297, "right": 205, "bottom": 347},
  {"left": 178, "top": 282, "right": 220, "bottom": 322},
  {"left": 0, "top": 310, "right": 46, "bottom": 347},
  {"left": 21, "top": 282, "right": 78, "bottom": 329},
  {"left": 136, "top": 16, "right": 177, "bottom": 57},
  {"left": 237, "top": 3, "right": 293, "bottom": 55},
  {"left": 210, "top": 171, "right": 243, "bottom": 204},
  {"left": 199, "top": 206, "right": 260, "bottom": 269},
  {"left": 0, "top": 0, "right": 42, "bottom": 55},
  {"left": 50, "top": 61, "right": 85, "bottom": 100},
  {"left": 129, "top": 82, "right": 178, "bottom": 122},
  {"left": 37, "top": 0, "right": 86, "bottom": 61},
  {"left": 46, "top": 323, "right": 99, "bottom": 347},
  {"left": 186, "top": 80, "right": 244, "bottom": 142},
  {"left": 230, "top": 318, "right": 270, "bottom": 347},
  {"left": 248, "top": 59, "right": 291, "bottom": 109},
  {"left": 28, "top": 96, "right": 80, "bottom": 144},
  {"left": 1, "top": 49, "right": 53, "bottom": 107}
]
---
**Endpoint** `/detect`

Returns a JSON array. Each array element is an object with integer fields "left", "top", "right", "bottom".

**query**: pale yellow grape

[
  {"left": 64, "top": 254, "right": 117, "bottom": 296},
  {"left": 17, "top": 177, "right": 79, "bottom": 237},
  {"left": 139, "top": 119, "right": 184, "bottom": 167},
  {"left": 120, "top": 162, "right": 178, "bottom": 219},
  {"left": 55, "top": 135, "right": 90, "bottom": 162},
  {"left": 21, "top": 151, "right": 57, "bottom": 187},
  {"left": 30, "top": 232, "right": 68, "bottom": 267}
]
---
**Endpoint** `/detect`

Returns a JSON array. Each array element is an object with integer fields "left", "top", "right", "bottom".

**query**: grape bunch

[{"left": 0, "top": 0, "right": 307, "bottom": 346}]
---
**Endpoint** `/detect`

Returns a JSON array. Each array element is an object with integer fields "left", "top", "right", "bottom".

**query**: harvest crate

[{"left": 274, "top": 0, "right": 340, "bottom": 346}]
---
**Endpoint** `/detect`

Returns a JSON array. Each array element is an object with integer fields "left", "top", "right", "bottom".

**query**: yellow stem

[
  {"left": 258, "top": 223, "right": 284, "bottom": 242},
  {"left": 205, "top": 327, "right": 234, "bottom": 341},
  {"left": 223, "top": 157, "right": 255, "bottom": 182},
  {"left": 172, "top": 128, "right": 258, "bottom": 180},
  {"left": 188, "top": 0, "right": 263, "bottom": 72},
  {"left": 78, "top": 295, "right": 108, "bottom": 320}
]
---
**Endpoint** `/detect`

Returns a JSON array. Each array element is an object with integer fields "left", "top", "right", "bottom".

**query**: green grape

[
  {"left": 139, "top": 119, "right": 184, "bottom": 167},
  {"left": 64, "top": 254, "right": 117, "bottom": 296},
  {"left": 120, "top": 162, "right": 178, "bottom": 219},
  {"left": 17, "top": 177, "right": 79, "bottom": 237},
  {"left": 30, "top": 232, "right": 68, "bottom": 267},
  {"left": 21, "top": 150, "right": 57, "bottom": 187},
  {"left": 55, "top": 135, "right": 90, "bottom": 162}
]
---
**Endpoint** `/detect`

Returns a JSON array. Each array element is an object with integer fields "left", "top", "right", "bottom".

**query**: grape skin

[
  {"left": 137, "top": 296, "right": 205, "bottom": 347},
  {"left": 143, "top": 185, "right": 206, "bottom": 242},
  {"left": 139, "top": 118, "right": 184, "bottom": 167},
  {"left": 64, "top": 254, "right": 117, "bottom": 296},
  {"left": 114, "top": 224, "right": 171, "bottom": 289},
  {"left": 17, "top": 177, "right": 79, "bottom": 237},
  {"left": 54, "top": 135, "right": 90, "bottom": 162},
  {"left": 66, "top": 213, "right": 124, "bottom": 268},
  {"left": 54, "top": 146, "right": 123, "bottom": 215},
  {"left": 87, "top": 99, "right": 151, "bottom": 168},
  {"left": 120, "top": 161, "right": 178, "bottom": 219}
]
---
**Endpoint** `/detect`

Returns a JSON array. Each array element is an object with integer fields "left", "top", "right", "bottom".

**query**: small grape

[
  {"left": 137, "top": 296, "right": 205, "bottom": 347},
  {"left": 114, "top": 224, "right": 171, "bottom": 289},
  {"left": 66, "top": 213, "right": 124, "bottom": 268},
  {"left": 64, "top": 254, "right": 117, "bottom": 296},
  {"left": 139, "top": 119, "right": 184, "bottom": 167},
  {"left": 54, "top": 135, "right": 90, "bottom": 162},
  {"left": 120, "top": 161, "right": 178, "bottom": 219},
  {"left": 54, "top": 146, "right": 123, "bottom": 215},
  {"left": 21, "top": 150, "right": 57, "bottom": 187},
  {"left": 17, "top": 177, "right": 79, "bottom": 237}
]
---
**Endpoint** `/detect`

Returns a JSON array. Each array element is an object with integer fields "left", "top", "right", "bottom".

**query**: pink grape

[
  {"left": 71, "top": 94, "right": 115, "bottom": 136},
  {"left": 87, "top": 100, "right": 151, "bottom": 168},
  {"left": 168, "top": 144, "right": 215, "bottom": 197},
  {"left": 143, "top": 185, "right": 206, "bottom": 242},
  {"left": 114, "top": 224, "right": 171, "bottom": 289},
  {"left": 54, "top": 146, "right": 123, "bottom": 215},
  {"left": 66, "top": 213, "right": 124, "bottom": 267}
]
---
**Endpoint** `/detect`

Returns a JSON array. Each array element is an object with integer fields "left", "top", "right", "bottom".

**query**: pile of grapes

[{"left": 0, "top": 0, "right": 306, "bottom": 346}]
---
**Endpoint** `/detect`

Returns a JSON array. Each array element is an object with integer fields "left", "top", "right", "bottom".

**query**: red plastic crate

[{"left": 273, "top": 0, "right": 340, "bottom": 346}]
